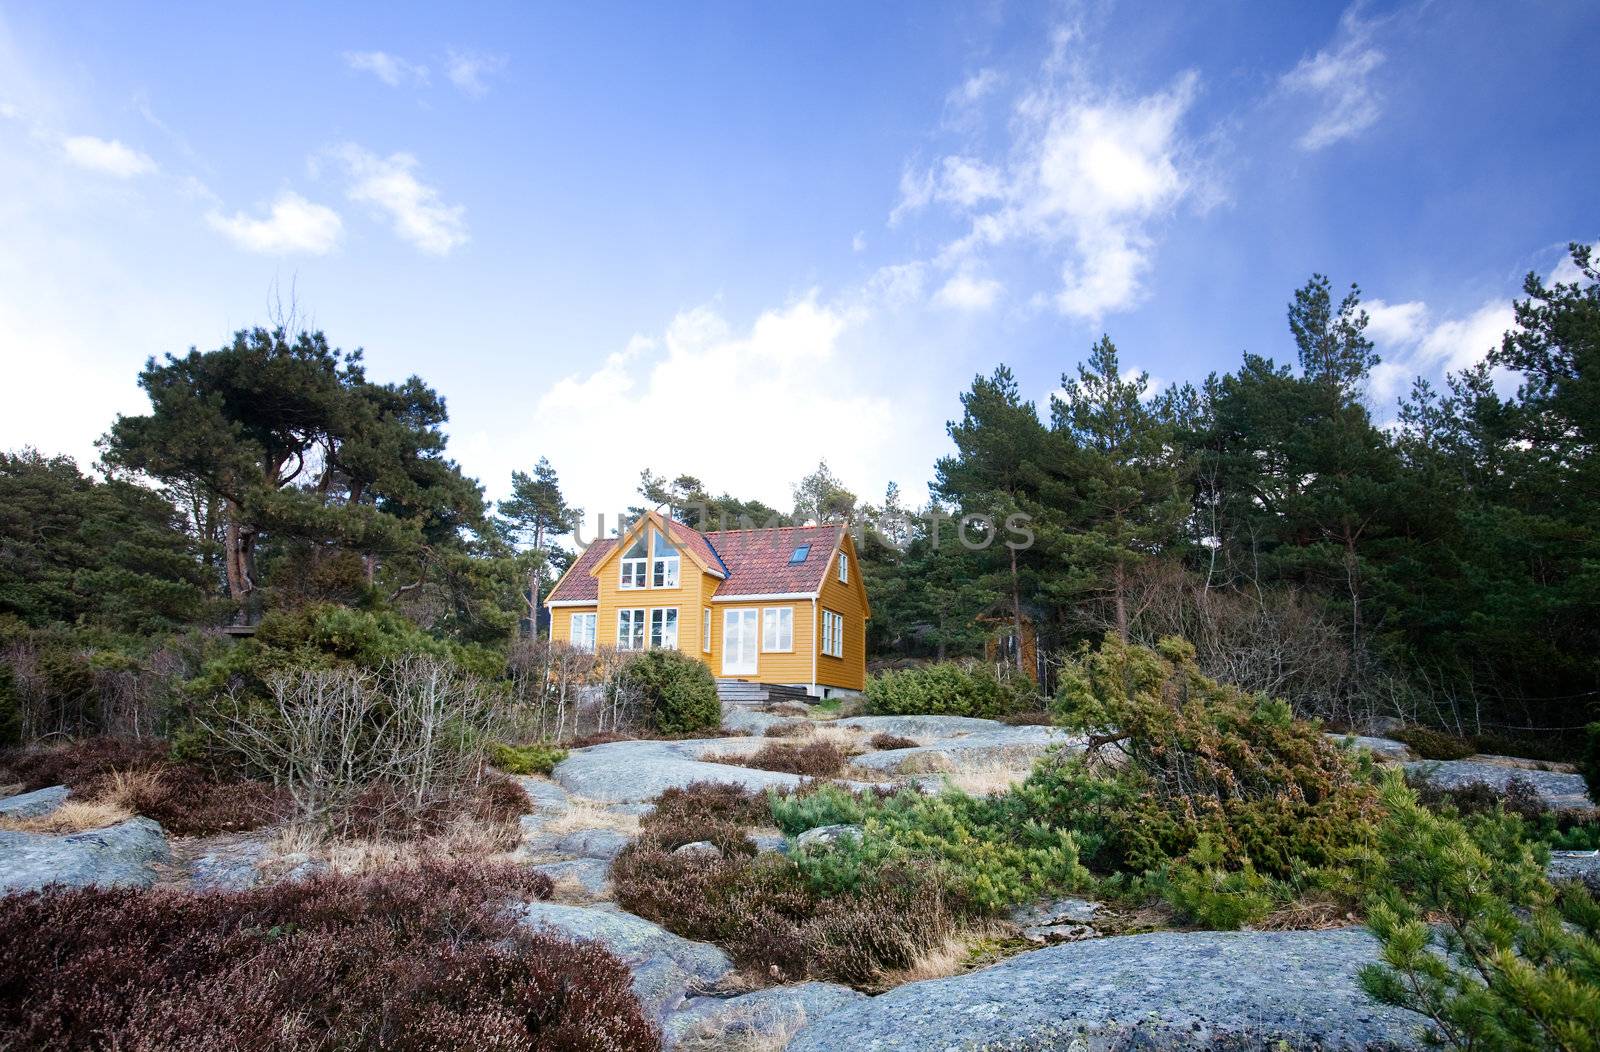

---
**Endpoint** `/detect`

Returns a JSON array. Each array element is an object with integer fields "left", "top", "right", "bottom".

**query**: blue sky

[{"left": 1, "top": 1, "right": 1594, "bottom": 520}]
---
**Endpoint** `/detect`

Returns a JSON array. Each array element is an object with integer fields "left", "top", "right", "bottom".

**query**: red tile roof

[
  {"left": 661, "top": 518, "right": 728, "bottom": 578},
  {"left": 544, "top": 519, "right": 845, "bottom": 604},
  {"left": 545, "top": 537, "right": 615, "bottom": 603},
  {"left": 703, "top": 524, "right": 844, "bottom": 597}
]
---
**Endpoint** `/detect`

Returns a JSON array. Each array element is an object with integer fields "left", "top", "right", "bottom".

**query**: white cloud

[
  {"left": 463, "top": 298, "right": 894, "bottom": 519},
  {"left": 61, "top": 135, "right": 155, "bottom": 177},
  {"left": 955, "top": 69, "right": 1001, "bottom": 106},
  {"left": 336, "top": 145, "right": 467, "bottom": 254},
  {"left": 892, "top": 46, "right": 1202, "bottom": 321},
  {"left": 343, "top": 50, "right": 429, "bottom": 87},
  {"left": 933, "top": 270, "right": 1002, "bottom": 311},
  {"left": 206, "top": 192, "right": 343, "bottom": 254},
  {"left": 862, "top": 261, "right": 928, "bottom": 310},
  {"left": 1415, "top": 302, "right": 1513, "bottom": 375},
  {"left": 1362, "top": 298, "right": 1427, "bottom": 345},
  {"left": 851, "top": 231, "right": 867, "bottom": 253},
  {"left": 1363, "top": 297, "right": 1515, "bottom": 403},
  {"left": 1281, "top": 7, "right": 1386, "bottom": 151},
  {"left": 445, "top": 49, "right": 506, "bottom": 97}
]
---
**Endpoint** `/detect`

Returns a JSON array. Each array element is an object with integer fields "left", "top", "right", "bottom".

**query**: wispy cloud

[
  {"left": 1281, "top": 6, "right": 1386, "bottom": 151},
  {"left": 445, "top": 49, "right": 506, "bottom": 97},
  {"left": 893, "top": 46, "right": 1203, "bottom": 321},
  {"left": 61, "top": 135, "right": 156, "bottom": 177},
  {"left": 468, "top": 297, "right": 892, "bottom": 517},
  {"left": 1364, "top": 297, "right": 1515, "bottom": 403},
  {"left": 336, "top": 144, "right": 467, "bottom": 254},
  {"left": 932, "top": 269, "right": 1003, "bottom": 311},
  {"left": 343, "top": 50, "right": 429, "bottom": 88},
  {"left": 206, "top": 192, "right": 343, "bottom": 254}
]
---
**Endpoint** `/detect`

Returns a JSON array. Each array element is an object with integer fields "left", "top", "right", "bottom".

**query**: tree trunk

[
  {"left": 1113, "top": 558, "right": 1129, "bottom": 642},
  {"left": 529, "top": 524, "right": 545, "bottom": 639},
  {"left": 223, "top": 502, "right": 258, "bottom": 622},
  {"left": 1010, "top": 545, "right": 1025, "bottom": 672}
]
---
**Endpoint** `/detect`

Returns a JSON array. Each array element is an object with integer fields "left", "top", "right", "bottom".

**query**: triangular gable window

[{"left": 620, "top": 525, "right": 680, "bottom": 589}]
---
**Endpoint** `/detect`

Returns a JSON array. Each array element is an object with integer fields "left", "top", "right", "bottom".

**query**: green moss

[
  {"left": 488, "top": 742, "right": 567, "bottom": 776},
  {"left": 1391, "top": 726, "right": 1477, "bottom": 761}
]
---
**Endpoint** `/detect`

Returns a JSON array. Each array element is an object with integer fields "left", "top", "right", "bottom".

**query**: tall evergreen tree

[
  {"left": 103, "top": 327, "right": 487, "bottom": 623},
  {"left": 1049, "top": 337, "right": 1188, "bottom": 640},
  {"left": 497, "top": 457, "right": 575, "bottom": 637},
  {"left": 934, "top": 367, "right": 1052, "bottom": 655}
]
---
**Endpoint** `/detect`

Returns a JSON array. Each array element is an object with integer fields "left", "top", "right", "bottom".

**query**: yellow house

[{"left": 545, "top": 510, "right": 870, "bottom": 695}]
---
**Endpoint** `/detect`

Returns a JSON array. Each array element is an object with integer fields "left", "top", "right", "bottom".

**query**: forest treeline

[{"left": 1, "top": 246, "right": 1595, "bottom": 751}]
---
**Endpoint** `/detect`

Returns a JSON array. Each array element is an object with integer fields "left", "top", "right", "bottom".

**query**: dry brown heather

[{"left": 0, "top": 861, "right": 661, "bottom": 1052}]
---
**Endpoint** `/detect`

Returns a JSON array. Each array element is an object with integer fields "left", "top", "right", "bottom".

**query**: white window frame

[
  {"left": 837, "top": 551, "right": 849, "bottom": 584},
  {"left": 570, "top": 612, "right": 597, "bottom": 652},
  {"left": 651, "top": 528, "right": 681, "bottom": 588},
  {"left": 650, "top": 607, "right": 679, "bottom": 649},
  {"left": 703, "top": 609, "right": 712, "bottom": 652},
  {"left": 822, "top": 609, "right": 844, "bottom": 658},
  {"left": 761, "top": 606, "right": 793, "bottom": 652},
  {"left": 617, "top": 608, "right": 646, "bottom": 651},
  {"left": 620, "top": 558, "right": 647, "bottom": 589}
]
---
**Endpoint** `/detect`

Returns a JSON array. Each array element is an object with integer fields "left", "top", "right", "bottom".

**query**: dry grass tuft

[
  {"left": 938, "top": 755, "right": 1040, "bottom": 796},
  {"left": 0, "top": 799, "right": 132, "bottom": 835},
  {"left": 674, "top": 1002, "right": 810, "bottom": 1051},
  {"left": 265, "top": 809, "right": 524, "bottom": 877},
  {"left": 546, "top": 874, "right": 610, "bottom": 904},
  {"left": 873, "top": 931, "right": 970, "bottom": 987},
  {"left": 539, "top": 799, "right": 640, "bottom": 837},
  {"left": 1252, "top": 895, "right": 1361, "bottom": 931}
]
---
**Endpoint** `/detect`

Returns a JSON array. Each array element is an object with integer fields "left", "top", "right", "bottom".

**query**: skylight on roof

[{"left": 788, "top": 545, "right": 811, "bottom": 564}]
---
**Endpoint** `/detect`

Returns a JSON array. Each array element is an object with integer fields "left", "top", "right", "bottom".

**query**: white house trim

[
  {"left": 711, "top": 591, "right": 817, "bottom": 602},
  {"left": 546, "top": 599, "right": 598, "bottom": 608}
]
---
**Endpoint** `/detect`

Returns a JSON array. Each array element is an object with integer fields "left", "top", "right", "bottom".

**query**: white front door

[{"left": 722, "top": 609, "right": 758, "bottom": 676}]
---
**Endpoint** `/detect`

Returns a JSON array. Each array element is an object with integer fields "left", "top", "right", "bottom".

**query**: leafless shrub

[
  {"left": 507, "top": 641, "right": 653, "bottom": 742},
  {"left": 197, "top": 655, "right": 503, "bottom": 834},
  {"left": 2, "top": 638, "right": 208, "bottom": 743},
  {"left": 1111, "top": 562, "right": 1399, "bottom": 729}
]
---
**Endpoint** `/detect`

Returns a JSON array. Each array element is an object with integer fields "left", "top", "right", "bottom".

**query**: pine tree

[
  {"left": 1049, "top": 337, "right": 1188, "bottom": 640},
  {"left": 497, "top": 457, "right": 575, "bottom": 637}
]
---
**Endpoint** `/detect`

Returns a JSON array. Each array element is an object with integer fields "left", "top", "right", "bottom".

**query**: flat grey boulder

[
  {"left": 1329, "top": 734, "right": 1414, "bottom": 761},
  {"left": 557, "top": 827, "right": 633, "bottom": 861},
  {"left": 0, "top": 817, "right": 171, "bottom": 894},
  {"left": 1549, "top": 850, "right": 1600, "bottom": 891},
  {"left": 514, "top": 902, "right": 734, "bottom": 1021},
  {"left": 0, "top": 785, "right": 69, "bottom": 819},
  {"left": 533, "top": 858, "right": 612, "bottom": 896},
  {"left": 673, "top": 840, "right": 722, "bottom": 860},
  {"left": 190, "top": 836, "right": 270, "bottom": 892},
  {"left": 786, "top": 928, "right": 1427, "bottom": 1052},
  {"left": 1403, "top": 760, "right": 1593, "bottom": 811},
  {"left": 836, "top": 714, "right": 1058, "bottom": 741},
  {"left": 513, "top": 902, "right": 735, "bottom": 986},
  {"left": 665, "top": 981, "right": 867, "bottom": 1049},
  {"left": 554, "top": 738, "right": 870, "bottom": 803},
  {"left": 1009, "top": 895, "right": 1104, "bottom": 943},
  {"left": 795, "top": 824, "right": 862, "bottom": 851},
  {"left": 851, "top": 736, "right": 1077, "bottom": 776},
  {"left": 513, "top": 776, "right": 573, "bottom": 815},
  {"left": 721, "top": 707, "right": 805, "bottom": 736},
  {"left": 747, "top": 831, "right": 788, "bottom": 854}
]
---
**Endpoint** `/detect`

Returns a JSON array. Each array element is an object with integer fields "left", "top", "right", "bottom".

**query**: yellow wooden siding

[
  {"left": 594, "top": 557, "right": 713, "bottom": 652},
  {"left": 548, "top": 605, "right": 597, "bottom": 644},
  {"left": 709, "top": 600, "right": 815, "bottom": 685},
  {"left": 816, "top": 533, "right": 869, "bottom": 690}
]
